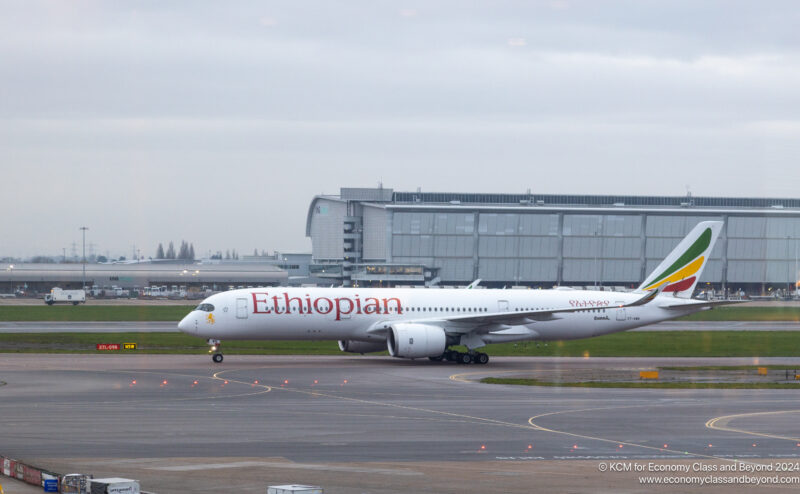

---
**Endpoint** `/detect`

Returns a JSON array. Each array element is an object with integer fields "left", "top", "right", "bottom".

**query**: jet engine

[
  {"left": 387, "top": 323, "right": 446, "bottom": 359},
  {"left": 338, "top": 340, "right": 386, "bottom": 354}
]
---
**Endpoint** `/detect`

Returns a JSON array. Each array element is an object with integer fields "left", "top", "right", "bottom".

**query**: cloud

[
  {"left": 259, "top": 16, "right": 277, "bottom": 27},
  {"left": 1, "top": 0, "right": 800, "bottom": 257}
]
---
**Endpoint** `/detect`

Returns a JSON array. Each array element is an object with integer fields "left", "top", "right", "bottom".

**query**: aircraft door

[
  {"left": 236, "top": 298, "right": 248, "bottom": 319},
  {"left": 498, "top": 300, "right": 509, "bottom": 312},
  {"left": 615, "top": 300, "right": 626, "bottom": 321}
]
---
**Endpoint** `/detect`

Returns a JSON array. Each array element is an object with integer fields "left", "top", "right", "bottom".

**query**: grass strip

[
  {"left": 0, "top": 332, "right": 349, "bottom": 355},
  {"left": 0, "top": 331, "right": 799, "bottom": 357},
  {"left": 660, "top": 365, "right": 800, "bottom": 371},
  {"left": 481, "top": 377, "right": 800, "bottom": 389},
  {"left": 481, "top": 331, "right": 800, "bottom": 357},
  {"left": 0, "top": 306, "right": 190, "bottom": 321},
  {"left": 679, "top": 306, "right": 800, "bottom": 321}
]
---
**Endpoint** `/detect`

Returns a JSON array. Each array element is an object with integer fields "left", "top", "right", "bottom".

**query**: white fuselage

[{"left": 177, "top": 287, "right": 697, "bottom": 345}]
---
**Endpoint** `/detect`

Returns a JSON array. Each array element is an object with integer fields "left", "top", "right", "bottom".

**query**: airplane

[{"left": 178, "top": 221, "right": 734, "bottom": 364}]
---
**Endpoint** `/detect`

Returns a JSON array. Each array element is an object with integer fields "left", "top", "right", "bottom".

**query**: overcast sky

[{"left": 1, "top": 1, "right": 799, "bottom": 259}]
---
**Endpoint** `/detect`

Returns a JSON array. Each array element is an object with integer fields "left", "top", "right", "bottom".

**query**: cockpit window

[{"left": 195, "top": 303, "right": 215, "bottom": 312}]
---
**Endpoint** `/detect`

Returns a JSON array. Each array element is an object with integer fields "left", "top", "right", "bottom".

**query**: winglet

[{"left": 465, "top": 279, "right": 482, "bottom": 289}]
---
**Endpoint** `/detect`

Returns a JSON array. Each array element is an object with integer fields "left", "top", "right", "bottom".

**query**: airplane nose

[{"left": 178, "top": 313, "right": 194, "bottom": 334}]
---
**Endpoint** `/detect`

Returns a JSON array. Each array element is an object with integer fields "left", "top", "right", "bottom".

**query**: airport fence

[{"left": 1, "top": 455, "right": 59, "bottom": 490}]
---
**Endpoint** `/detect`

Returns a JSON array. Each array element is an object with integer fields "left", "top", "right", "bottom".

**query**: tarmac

[
  {"left": 0, "top": 476, "right": 42, "bottom": 494},
  {"left": 2, "top": 354, "right": 800, "bottom": 493}
]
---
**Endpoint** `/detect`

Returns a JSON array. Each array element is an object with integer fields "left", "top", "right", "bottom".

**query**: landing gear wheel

[
  {"left": 207, "top": 339, "right": 222, "bottom": 362},
  {"left": 458, "top": 352, "right": 473, "bottom": 365},
  {"left": 475, "top": 353, "right": 489, "bottom": 365},
  {"left": 444, "top": 350, "right": 457, "bottom": 362}
]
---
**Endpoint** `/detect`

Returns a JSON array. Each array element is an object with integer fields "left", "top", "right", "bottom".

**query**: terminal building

[{"left": 307, "top": 188, "right": 800, "bottom": 295}]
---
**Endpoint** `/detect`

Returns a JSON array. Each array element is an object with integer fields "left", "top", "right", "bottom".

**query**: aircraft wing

[
  {"left": 367, "top": 289, "right": 660, "bottom": 334},
  {"left": 437, "top": 288, "right": 660, "bottom": 326}
]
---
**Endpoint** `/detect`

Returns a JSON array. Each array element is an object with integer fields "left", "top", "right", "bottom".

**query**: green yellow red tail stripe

[{"left": 639, "top": 225, "right": 715, "bottom": 294}]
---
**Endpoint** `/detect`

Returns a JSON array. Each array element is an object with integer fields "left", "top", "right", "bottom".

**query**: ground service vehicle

[{"left": 44, "top": 288, "right": 86, "bottom": 305}]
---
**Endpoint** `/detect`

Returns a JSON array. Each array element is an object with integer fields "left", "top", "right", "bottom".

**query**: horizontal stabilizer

[
  {"left": 626, "top": 285, "right": 665, "bottom": 307},
  {"left": 660, "top": 299, "right": 747, "bottom": 310}
]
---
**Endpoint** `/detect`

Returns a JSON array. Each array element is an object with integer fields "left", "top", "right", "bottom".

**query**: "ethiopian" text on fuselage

[{"left": 251, "top": 292, "right": 403, "bottom": 321}]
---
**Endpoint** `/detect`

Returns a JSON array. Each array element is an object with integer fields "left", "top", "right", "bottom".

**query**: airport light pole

[
  {"left": 593, "top": 230, "right": 599, "bottom": 289},
  {"left": 6, "top": 264, "right": 13, "bottom": 295},
  {"left": 80, "top": 226, "right": 88, "bottom": 291},
  {"left": 787, "top": 235, "right": 792, "bottom": 297}
]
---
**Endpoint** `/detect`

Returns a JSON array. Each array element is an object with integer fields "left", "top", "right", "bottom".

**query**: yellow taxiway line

[{"left": 705, "top": 410, "right": 800, "bottom": 443}]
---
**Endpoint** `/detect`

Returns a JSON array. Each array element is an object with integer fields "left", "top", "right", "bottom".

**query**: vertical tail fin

[{"left": 637, "top": 221, "right": 723, "bottom": 299}]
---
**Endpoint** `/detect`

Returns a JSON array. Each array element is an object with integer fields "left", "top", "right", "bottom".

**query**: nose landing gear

[{"left": 207, "top": 339, "right": 223, "bottom": 363}]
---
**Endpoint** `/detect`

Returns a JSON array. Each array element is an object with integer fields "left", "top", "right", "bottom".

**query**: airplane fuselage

[{"left": 178, "top": 286, "right": 695, "bottom": 344}]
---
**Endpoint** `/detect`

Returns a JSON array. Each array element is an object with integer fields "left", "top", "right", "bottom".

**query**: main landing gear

[
  {"left": 208, "top": 339, "right": 223, "bottom": 363},
  {"left": 429, "top": 349, "right": 489, "bottom": 365}
]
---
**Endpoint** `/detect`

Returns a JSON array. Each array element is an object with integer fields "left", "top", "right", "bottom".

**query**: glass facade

[
  {"left": 309, "top": 190, "right": 800, "bottom": 292},
  {"left": 393, "top": 192, "right": 800, "bottom": 209}
]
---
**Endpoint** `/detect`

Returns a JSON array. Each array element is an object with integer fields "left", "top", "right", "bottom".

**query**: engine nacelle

[
  {"left": 387, "top": 323, "right": 446, "bottom": 359},
  {"left": 338, "top": 340, "right": 386, "bottom": 354}
]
